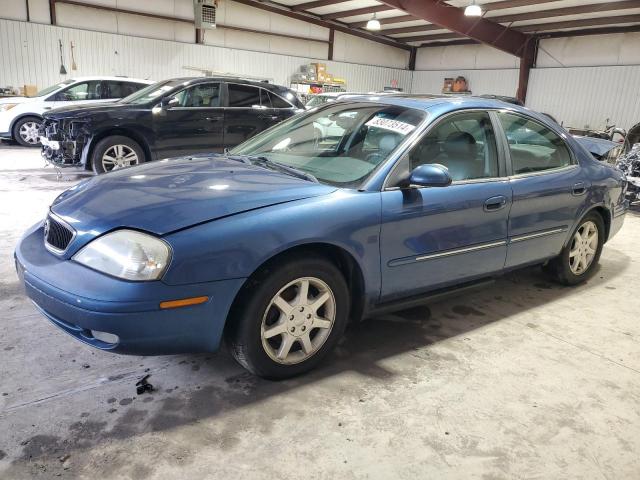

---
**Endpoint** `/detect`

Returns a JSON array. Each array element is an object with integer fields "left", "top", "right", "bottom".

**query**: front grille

[{"left": 44, "top": 215, "right": 75, "bottom": 253}]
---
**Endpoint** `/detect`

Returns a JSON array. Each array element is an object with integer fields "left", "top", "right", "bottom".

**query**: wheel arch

[
  {"left": 10, "top": 113, "right": 44, "bottom": 135},
  {"left": 85, "top": 128, "right": 152, "bottom": 170},
  {"left": 589, "top": 205, "right": 611, "bottom": 242},
  {"left": 226, "top": 242, "right": 367, "bottom": 332}
]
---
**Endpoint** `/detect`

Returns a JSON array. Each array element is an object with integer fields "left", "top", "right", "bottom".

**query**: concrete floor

[{"left": 0, "top": 143, "right": 639, "bottom": 480}]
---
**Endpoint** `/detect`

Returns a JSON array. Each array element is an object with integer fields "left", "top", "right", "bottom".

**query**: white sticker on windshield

[{"left": 365, "top": 117, "right": 416, "bottom": 135}]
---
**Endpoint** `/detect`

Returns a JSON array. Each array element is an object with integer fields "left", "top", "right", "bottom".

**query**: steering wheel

[{"left": 365, "top": 152, "right": 386, "bottom": 165}]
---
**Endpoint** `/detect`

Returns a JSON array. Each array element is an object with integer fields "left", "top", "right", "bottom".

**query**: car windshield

[
  {"left": 119, "top": 80, "right": 184, "bottom": 105},
  {"left": 231, "top": 102, "right": 427, "bottom": 188},
  {"left": 32, "top": 79, "right": 75, "bottom": 97}
]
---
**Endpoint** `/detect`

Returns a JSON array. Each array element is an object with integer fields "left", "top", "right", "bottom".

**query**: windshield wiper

[{"left": 232, "top": 154, "right": 318, "bottom": 183}]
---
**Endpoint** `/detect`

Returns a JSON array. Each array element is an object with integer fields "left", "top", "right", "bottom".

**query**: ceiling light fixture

[
  {"left": 464, "top": 1, "right": 482, "bottom": 16},
  {"left": 366, "top": 13, "right": 381, "bottom": 31}
]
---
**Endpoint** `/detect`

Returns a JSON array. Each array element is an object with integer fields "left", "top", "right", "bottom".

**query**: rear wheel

[
  {"left": 226, "top": 256, "right": 349, "bottom": 379},
  {"left": 91, "top": 135, "right": 145, "bottom": 174},
  {"left": 547, "top": 212, "right": 604, "bottom": 285},
  {"left": 13, "top": 116, "right": 42, "bottom": 147}
]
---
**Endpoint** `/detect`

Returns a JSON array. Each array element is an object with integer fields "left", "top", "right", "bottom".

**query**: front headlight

[
  {"left": 0, "top": 103, "right": 18, "bottom": 112},
  {"left": 73, "top": 230, "right": 171, "bottom": 281}
]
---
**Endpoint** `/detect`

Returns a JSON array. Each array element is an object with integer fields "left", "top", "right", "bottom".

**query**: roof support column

[{"left": 516, "top": 37, "right": 538, "bottom": 104}]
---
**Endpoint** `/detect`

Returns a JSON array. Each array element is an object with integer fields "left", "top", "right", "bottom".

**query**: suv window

[
  {"left": 409, "top": 111, "right": 499, "bottom": 181},
  {"left": 103, "top": 81, "right": 146, "bottom": 99},
  {"left": 268, "top": 91, "right": 292, "bottom": 109},
  {"left": 172, "top": 83, "right": 221, "bottom": 107},
  {"left": 55, "top": 81, "right": 102, "bottom": 101},
  {"left": 228, "top": 84, "right": 261, "bottom": 108},
  {"left": 498, "top": 112, "right": 572, "bottom": 174}
]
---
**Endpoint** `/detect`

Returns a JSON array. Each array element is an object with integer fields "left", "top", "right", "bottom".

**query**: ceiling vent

[{"left": 194, "top": 0, "right": 218, "bottom": 30}]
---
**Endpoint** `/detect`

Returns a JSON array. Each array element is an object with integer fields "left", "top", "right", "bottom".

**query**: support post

[
  {"left": 516, "top": 37, "right": 538, "bottom": 104},
  {"left": 196, "top": 28, "right": 204, "bottom": 44},
  {"left": 328, "top": 28, "right": 334, "bottom": 60},
  {"left": 409, "top": 46, "right": 417, "bottom": 71},
  {"left": 49, "top": 0, "right": 56, "bottom": 25}
]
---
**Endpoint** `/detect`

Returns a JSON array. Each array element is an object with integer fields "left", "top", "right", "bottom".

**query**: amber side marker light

[{"left": 160, "top": 296, "right": 209, "bottom": 309}]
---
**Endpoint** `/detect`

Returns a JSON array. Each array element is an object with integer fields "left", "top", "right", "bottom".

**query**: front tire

[
  {"left": 226, "top": 256, "right": 350, "bottom": 379},
  {"left": 13, "top": 116, "right": 43, "bottom": 147},
  {"left": 547, "top": 212, "right": 605, "bottom": 285},
  {"left": 91, "top": 135, "right": 145, "bottom": 174}
]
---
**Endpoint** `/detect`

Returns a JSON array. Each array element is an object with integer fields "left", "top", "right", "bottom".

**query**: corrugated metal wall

[
  {"left": 527, "top": 66, "right": 640, "bottom": 131},
  {"left": 410, "top": 69, "right": 520, "bottom": 97},
  {"left": 0, "top": 19, "right": 413, "bottom": 93}
]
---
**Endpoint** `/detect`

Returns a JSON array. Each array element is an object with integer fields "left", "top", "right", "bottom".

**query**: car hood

[
  {"left": 0, "top": 96, "right": 33, "bottom": 105},
  {"left": 51, "top": 155, "right": 337, "bottom": 236},
  {"left": 44, "top": 101, "right": 127, "bottom": 119},
  {"left": 574, "top": 136, "right": 622, "bottom": 159}
]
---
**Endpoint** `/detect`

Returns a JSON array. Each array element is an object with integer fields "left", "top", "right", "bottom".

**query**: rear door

[
  {"left": 152, "top": 82, "right": 224, "bottom": 159},
  {"left": 223, "top": 83, "right": 271, "bottom": 149},
  {"left": 496, "top": 111, "right": 589, "bottom": 267}
]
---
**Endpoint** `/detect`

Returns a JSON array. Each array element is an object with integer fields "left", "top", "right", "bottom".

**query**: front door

[
  {"left": 153, "top": 82, "right": 224, "bottom": 159},
  {"left": 496, "top": 111, "right": 589, "bottom": 268},
  {"left": 380, "top": 110, "right": 512, "bottom": 301}
]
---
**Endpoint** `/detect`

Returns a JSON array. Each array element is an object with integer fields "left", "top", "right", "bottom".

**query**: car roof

[
  {"left": 69, "top": 76, "right": 155, "bottom": 84},
  {"left": 340, "top": 93, "right": 544, "bottom": 120},
  {"left": 176, "top": 76, "right": 293, "bottom": 92}
]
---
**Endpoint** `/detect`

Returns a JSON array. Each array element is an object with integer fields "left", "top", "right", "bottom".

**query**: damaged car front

[{"left": 40, "top": 114, "right": 91, "bottom": 167}]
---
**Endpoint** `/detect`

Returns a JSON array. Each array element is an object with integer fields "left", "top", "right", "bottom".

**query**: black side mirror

[
  {"left": 399, "top": 164, "right": 452, "bottom": 189},
  {"left": 164, "top": 96, "right": 180, "bottom": 108}
]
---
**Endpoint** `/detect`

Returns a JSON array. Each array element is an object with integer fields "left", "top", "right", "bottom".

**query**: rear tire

[
  {"left": 546, "top": 212, "right": 605, "bottom": 285},
  {"left": 226, "top": 256, "right": 350, "bottom": 379},
  {"left": 13, "top": 116, "right": 42, "bottom": 147},
  {"left": 91, "top": 135, "right": 145, "bottom": 174}
]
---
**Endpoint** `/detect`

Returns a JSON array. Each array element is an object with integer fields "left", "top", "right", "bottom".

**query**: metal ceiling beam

[
  {"left": 412, "top": 14, "right": 640, "bottom": 44},
  {"left": 231, "top": 0, "right": 413, "bottom": 50},
  {"left": 348, "top": 0, "right": 562, "bottom": 28},
  {"left": 377, "top": 0, "right": 533, "bottom": 57},
  {"left": 491, "top": 0, "right": 640, "bottom": 24},
  {"left": 291, "top": 0, "right": 351, "bottom": 11},
  {"left": 383, "top": 0, "right": 640, "bottom": 36},
  {"left": 321, "top": 5, "right": 389, "bottom": 20}
]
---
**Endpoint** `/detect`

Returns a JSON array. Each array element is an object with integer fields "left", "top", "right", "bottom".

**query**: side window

[
  {"left": 228, "top": 84, "right": 261, "bottom": 108},
  {"left": 498, "top": 112, "right": 572, "bottom": 175},
  {"left": 409, "top": 111, "right": 499, "bottom": 181},
  {"left": 172, "top": 83, "right": 221, "bottom": 107},
  {"left": 268, "top": 91, "right": 292, "bottom": 109},
  {"left": 55, "top": 81, "right": 101, "bottom": 101},
  {"left": 260, "top": 89, "right": 272, "bottom": 108},
  {"left": 102, "top": 81, "right": 122, "bottom": 99}
]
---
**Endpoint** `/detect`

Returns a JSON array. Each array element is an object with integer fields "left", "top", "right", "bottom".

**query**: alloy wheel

[
  {"left": 18, "top": 121, "right": 41, "bottom": 145},
  {"left": 260, "top": 277, "right": 336, "bottom": 365},
  {"left": 101, "top": 144, "right": 139, "bottom": 172},
  {"left": 569, "top": 220, "right": 598, "bottom": 275}
]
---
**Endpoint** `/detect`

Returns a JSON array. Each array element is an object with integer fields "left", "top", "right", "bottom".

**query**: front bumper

[
  {"left": 0, "top": 131, "right": 11, "bottom": 139},
  {"left": 15, "top": 224, "right": 246, "bottom": 355}
]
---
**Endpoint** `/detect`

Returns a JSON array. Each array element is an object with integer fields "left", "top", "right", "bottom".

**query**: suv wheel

[
  {"left": 91, "top": 135, "right": 145, "bottom": 174},
  {"left": 13, "top": 116, "right": 42, "bottom": 147}
]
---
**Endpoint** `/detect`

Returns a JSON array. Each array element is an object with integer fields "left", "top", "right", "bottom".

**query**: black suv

[{"left": 40, "top": 77, "right": 304, "bottom": 173}]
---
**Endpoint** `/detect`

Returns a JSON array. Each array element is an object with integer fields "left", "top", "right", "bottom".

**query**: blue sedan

[{"left": 15, "top": 96, "right": 628, "bottom": 378}]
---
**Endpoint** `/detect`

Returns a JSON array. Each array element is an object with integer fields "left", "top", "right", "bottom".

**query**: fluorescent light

[
  {"left": 464, "top": 2, "right": 482, "bottom": 16},
  {"left": 366, "top": 13, "right": 381, "bottom": 31}
]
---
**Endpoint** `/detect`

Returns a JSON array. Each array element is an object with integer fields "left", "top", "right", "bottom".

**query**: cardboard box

[{"left": 21, "top": 84, "right": 38, "bottom": 97}]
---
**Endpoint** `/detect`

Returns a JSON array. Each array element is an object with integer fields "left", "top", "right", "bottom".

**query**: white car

[{"left": 0, "top": 76, "right": 154, "bottom": 147}]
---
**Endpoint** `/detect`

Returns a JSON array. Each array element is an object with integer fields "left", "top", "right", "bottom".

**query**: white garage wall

[
  {"left": 526, "top": 65, "right": 640, "bottom": 131},
  {"left": 0, "top": 18, "right": 413, "bottom": 93},
  {"left": 412, "top": 44, "right": 520, "bottom": 97},
  {"left": 528, "top": 33, "right": 640, "bottom": 130},
  {"left": 0, "top": 0, "right": 409, "bottom": 69}
]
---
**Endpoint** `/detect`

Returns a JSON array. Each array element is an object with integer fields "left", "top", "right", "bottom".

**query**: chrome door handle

[{"left": 484, "top": 195, "right": 508, "bottom": 212}]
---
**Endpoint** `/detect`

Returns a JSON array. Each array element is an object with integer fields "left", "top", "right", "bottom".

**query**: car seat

[{"left": 440, "top": 131, "right": 483, "bottom": 181}]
